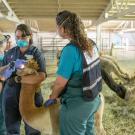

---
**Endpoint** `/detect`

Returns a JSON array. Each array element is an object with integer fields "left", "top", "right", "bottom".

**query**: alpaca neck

[
  {"left": 19, "top": 83, "right": 52, "bottom": 133},
  {"left": 19, "top": 84, "right": 41, "bottom": 120}
]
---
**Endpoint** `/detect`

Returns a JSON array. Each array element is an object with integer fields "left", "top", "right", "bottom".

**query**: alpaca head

[{"left": 16, "top": 58, "right": 39, "bottom": 76}]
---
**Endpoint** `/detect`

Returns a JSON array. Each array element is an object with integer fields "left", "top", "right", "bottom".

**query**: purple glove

[
  {"left": 9, "top": 61, "right": 15, "bottom": 69},
  {"left": 44, "top": 99, "right": 57, "bottom": 107},
  {"left": 1, "top": 66, "right": 15, "bottom": 80},
  {"left": 15, "top": 59, "right": 27, "bottom": 69}
]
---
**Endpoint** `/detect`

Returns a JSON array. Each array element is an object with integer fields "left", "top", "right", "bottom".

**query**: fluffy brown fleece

[{"left": 18, "top": 59, "right": 60, "bottom": 135}]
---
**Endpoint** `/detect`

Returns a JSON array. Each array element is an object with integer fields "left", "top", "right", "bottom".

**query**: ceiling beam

[
  {"left": 8, "top": 0, "right": 108, "bottom": 1},
  {"left": 95, "top": 0, "right": 113, "bottom": 25},
  {"left": 1, "top": 0, "right": 20, "bottom": 23},
  {"left": 23, "top": 19, "right": 39, "bottom": 32},
  {"left": 8, "top": 0, "right": 109, "bottom": 5},
  {"left": 120, "top": 16, "right": 135, "bottom": 19},
  {"left": 14, "top": 11, "right": 102, "bottom": 14},
  {"left": 8, "top": 0, "right": 57, "bottom": 4},
  {"left": 9, "top": 5, "right": 108, "bottom": 10},
  {"left": 96, "top": 0, "right": 135, "bottom": 25},
  {"left": 17, "top": 13, "right": 100, "bottom": 16},
  {"left": 0, "top": 12, "right": 19, "bottom": 23},
  {"left": 113, "top": 21, "right": 126, "bottom": 31},
  {"left": 19, "top": 15, "right": 98, "bottom": 20},
  {"left": 1, "top": 0, "right": 40, "bottom": 32},
  {"left": 9, "top": 6, "right": 106, "bottom": 10},
  {"left": 8, "top": 6, "right": 107, "bottom": 16},
  {"left": 106, "top": 6, "right": 135, "bottom": 21}
]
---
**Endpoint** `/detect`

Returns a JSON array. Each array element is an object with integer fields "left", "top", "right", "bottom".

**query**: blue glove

[
  {"left": 44, "top": 99, "right": 57, "bottom": 107},
  {"left": 9, "top": 61, "right": 15, "bottom": 69},
  {"left": 15, "top": 59, "right": 27, "bottom": 69},
  {"left": 1, "top": 66, "right": 15, "bottom": 80}
]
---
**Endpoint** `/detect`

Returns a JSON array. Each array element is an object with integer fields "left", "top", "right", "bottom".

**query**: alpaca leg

[
  {"left": 49, "top": 104, "right": 60, "bottom": 135},
  {"left": 112, "top": 64, "right": 129, "bottom": 81},
  {"left": 95, "top": 93, "right": 106, "bottom": 135},
  {"left": 101, "top": 55, "right": 123, "bottom": 73},
  {"left": 101, "top": 55, "right": 124, "bottom": 74},
  {"left": 104, "top": 55, "right": 127, "bottom": 76},
  {"left": 101, "top": 56, "right": 129, "bottom": 80}
]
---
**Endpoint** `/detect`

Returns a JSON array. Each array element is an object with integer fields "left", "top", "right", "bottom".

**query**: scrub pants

[
  {"left": 2, "top": 83, "right": 43, "bottom": 135},
  {"left": 0, "top": 92, "right": 6, "bottom": 135},
  {"left": 60, "top": 95, "right": 101, "bottom": 135}
]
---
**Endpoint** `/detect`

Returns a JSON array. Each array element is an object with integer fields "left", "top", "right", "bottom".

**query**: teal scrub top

[{"left": 57, "top": 43, "right": 83, "bottom": 80}]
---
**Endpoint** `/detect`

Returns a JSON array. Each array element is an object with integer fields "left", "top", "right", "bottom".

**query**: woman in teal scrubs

[{"left": 49, "top": 10, "right": 101, "bottom": 135}]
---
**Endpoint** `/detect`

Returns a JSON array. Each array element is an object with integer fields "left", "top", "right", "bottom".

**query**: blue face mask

[
  {"left": 0, "top": 54, "right": 4, "bottom": 61},
  {"left": 16, "top": 40, "right": 29, "bottom": 48}
]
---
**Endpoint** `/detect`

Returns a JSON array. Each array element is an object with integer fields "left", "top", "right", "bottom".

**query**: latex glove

[
  {"left": 9, "top": 61, "right": 15, "bottom": 69},
  {"left": 44, "top": 99, "right": 57, "bottom": 107},
  {"left": 14, "top": 59, "right": 27, "bottom": 69},
  {"left": 1, "top": 66, "right": 15, "bottom": 80}
]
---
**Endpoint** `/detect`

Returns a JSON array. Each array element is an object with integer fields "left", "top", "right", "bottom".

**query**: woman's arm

[
  {"left": 0, "top": 65, "right": 9, "bottom": 72},
  {"left": 50, "top": 45, "right": 76, "bottom": 99},
  {"left": 21, "top": 72, "right": 46, "bottom": 84},
  {"left": 50, "top": 75, "right": 68, "bottom": 99},
  {"left": 0, "top": 82, "right": 3, "bottom": 93}
]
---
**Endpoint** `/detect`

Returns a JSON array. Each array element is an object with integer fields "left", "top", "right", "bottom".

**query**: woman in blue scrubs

[{"left": 2, "top": 24, "right": 46, "bottom": 135}]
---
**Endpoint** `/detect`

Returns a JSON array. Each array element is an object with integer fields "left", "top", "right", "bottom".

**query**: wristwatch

[{"left": 15, "top": 76, "right": 22, "bottom": 83}]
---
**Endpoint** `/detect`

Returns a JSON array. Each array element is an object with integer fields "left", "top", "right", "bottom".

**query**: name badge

[
  {"left": 25, "top": 54, "right": 33, "bottom": 60},
  {"left": 83, "top": 47, "right": 99, "bottom": 64}
]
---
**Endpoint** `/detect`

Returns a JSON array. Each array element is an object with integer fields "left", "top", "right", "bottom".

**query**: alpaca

[
  {"left": 16, "top": 59, "right": 59, "bottom": 134},
  {"left": 18, "top": 57, "right": 134, "bottom": 135},
  {"left": 100, "top": 55, "right": 130, "bottom": 81},
  {"left": 18, "top": 59, "right": 106, "bottom": 135}
]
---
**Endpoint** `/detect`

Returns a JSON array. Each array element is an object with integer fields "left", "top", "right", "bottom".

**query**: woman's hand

[
  {"left": 0, "top": 64, "right": 10, "bottom": 73},
  {"left": 44, "top": 99, "right": 57, "bottom": 107},
  {"left": 0, "top": 66, "right": 15, "bottom": 80}
]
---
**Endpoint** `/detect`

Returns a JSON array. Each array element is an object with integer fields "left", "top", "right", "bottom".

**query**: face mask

[
  {"left": 0, "top": 54, "right": 4, "bottom": 61},
  {"left": 16, "top": 40, "right": 29, "bottom": 48}
]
